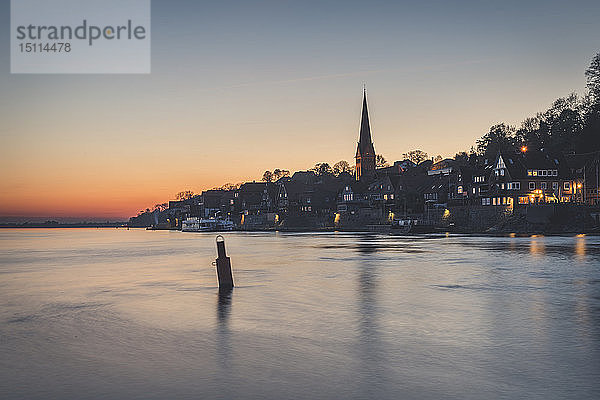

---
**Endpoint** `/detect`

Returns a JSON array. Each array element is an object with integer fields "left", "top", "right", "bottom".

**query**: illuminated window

[
  {"left": 532, "top": 170, "right": 538, "bottom": 176},
  {"left": 528, "top": 170, "right": 533, "bottom": 176},
  {"left": 457, "top": 186, "right": 463, "bottom": 194},
  {"left": 518, "top": 197, "right": 529, "bottom": 204},
  {"left": 564, "top": 182, "right": 570, "bottom": 190}
]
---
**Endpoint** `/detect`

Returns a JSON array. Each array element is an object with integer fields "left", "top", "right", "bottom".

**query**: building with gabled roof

[{"left": 473, "top": 150, "right": 576, "bottom": 207}]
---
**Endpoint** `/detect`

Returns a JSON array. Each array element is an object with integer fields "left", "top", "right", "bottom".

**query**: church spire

[
  {"left": 358, "top": 88, "right": 375, "bottom": 155},
  {"left": 355, "top": 87, "right": 376, "bottom": 181}
]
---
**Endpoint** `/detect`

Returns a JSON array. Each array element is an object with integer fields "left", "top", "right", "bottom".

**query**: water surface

[{"left": 1, "top": 229, "right": 599, "bottom": 399}]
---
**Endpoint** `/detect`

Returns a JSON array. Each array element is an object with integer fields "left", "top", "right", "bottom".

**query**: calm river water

[{"left": 1, "top": 229, "right": 599, "bottom": 399}]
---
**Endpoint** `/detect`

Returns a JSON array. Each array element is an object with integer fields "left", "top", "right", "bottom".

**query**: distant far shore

[{"left": 0, "top": 222, "right": 127, "bottom": 229}]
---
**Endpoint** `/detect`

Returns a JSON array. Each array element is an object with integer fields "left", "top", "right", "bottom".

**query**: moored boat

[{"left": 181, "top": 217, "right": 235, "bottom": 232}]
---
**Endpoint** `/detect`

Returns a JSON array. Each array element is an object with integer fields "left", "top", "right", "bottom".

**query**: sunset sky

[{"left": 1, "top": 0, "right": 599, "bottom": 220}]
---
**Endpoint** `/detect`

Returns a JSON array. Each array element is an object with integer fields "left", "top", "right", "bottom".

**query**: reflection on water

[
  {"left": 217, "top": 287, "right": 233, "bottom": 324},
  {"left": 576, "top": 236, "right": 586, "bottom": 260},
  {"left": 216, "top": 287, "right": 233, "bottom": 387},
  {"left": 356, "top": 238, "right": 386, "bottom": 398},
  {"left": 0, "top": 229, "right": 599, "bottom": 400},
  {"left": 530, "top": 236, "right": 546, "bottom": 257}
]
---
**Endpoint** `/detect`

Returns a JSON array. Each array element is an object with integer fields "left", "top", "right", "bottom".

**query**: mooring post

[{"left": 215, "top": 235, "right": 234, "bottom": 289}]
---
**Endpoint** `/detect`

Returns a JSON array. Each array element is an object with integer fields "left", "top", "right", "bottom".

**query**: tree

[
  {"left": 512, "top": 94, "right": 586, "bottom": 153},
  {"left": 376, "top": 154, "right": 390, "bottom": 168},
  {"left": 433, "top": 155, "right": 443, "bottom": 163},
  {"left": 454, "top": 151, "right": 470, "bottom": 165},
  {"left": 310, "top": 162, "right": 333, "bottom": 176},
  {"left": 582, "top": 52, "right": 600, "bottom": 151},
  {"left": 153, "top": 203, "right": 168, "bottom": 212},
  {"left": 273, "top": 169, "right": 290, "bottom": 180},
  {"left": 515, "top": 115, "right": 541, "bottom": 149},
  {"left": 262, "top": 170, "right": 273, "bottom": 182},
  {"left": 175, "top": 190, "right": 195, "bottom": 201},
  {"left": 403, "top": 150, "right": 429, "bottom": 164},
  {"left": 476, "top": 123, "right": 516, "bottom": 155},
  {"left": 333, "top": 160, "right": 352, "bottom": 175},
  {"left": 217, "top": 183, "right": 241, "bottom": 191},
  {"left": 586, "top": 52, "right": 600, "bottom": 102}
]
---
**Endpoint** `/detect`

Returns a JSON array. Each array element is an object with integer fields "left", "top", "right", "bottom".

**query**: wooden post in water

[{"left": 215, "top": 235, "right": 234, "bottom": 289}]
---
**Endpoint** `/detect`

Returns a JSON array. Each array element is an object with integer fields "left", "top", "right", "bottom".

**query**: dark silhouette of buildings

[{"left": 129, "top": 89, "right": 600, "bottom": 232}]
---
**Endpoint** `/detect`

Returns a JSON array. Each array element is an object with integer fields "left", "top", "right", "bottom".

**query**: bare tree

[
  {"left": 175, "top": 191, "right": 195, "bottom": 201},
  {"left": 262, "top": 170, "right": 273, "bottom": 182},
  {"left": 402, "top": 150, "right": 429, "bottom": 164},
  {"left": 333, "top": 160, "right": 351, "bottom": 175},
  {"left": 218, "top": 182, "right": 242, "bottom": 191},
  {"left": 153, "top": 203, "right": 168, "bottom": 212},
  {"left": 310, "top": 162, "right": 333, "bottom": 176},
  {"left": 273, "top": 169, "right": 290, "bottom": 180},
  {"left": 376, "top": 154, "right": 390, "bottom": 168}
]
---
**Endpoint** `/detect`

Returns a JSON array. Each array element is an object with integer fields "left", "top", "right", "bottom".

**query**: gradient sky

[{"left": 1, "top": 0, "right": 599, "bottom": 220}]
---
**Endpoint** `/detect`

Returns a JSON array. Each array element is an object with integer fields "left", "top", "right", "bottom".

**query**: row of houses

[
  {"left": 156, "top": 149, "right": 599, "bottom": 230},
  {"left": 132, "top": 91, "right": 598, "bottom": 230},
  {"left": 165, "top": 171, "right": 354, "bottom": 229},
  {"left": 432, "top": 149, "right": 599, "bottom": 209}
]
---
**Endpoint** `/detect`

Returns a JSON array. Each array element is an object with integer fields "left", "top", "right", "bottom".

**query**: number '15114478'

[{"left": 19, "top": 43, "right": 71, "bottom": 52}]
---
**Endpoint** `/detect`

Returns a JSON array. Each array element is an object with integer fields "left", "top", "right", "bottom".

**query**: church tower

[{"left": 355, "top": 88, "right": 376, "bottom": 181}]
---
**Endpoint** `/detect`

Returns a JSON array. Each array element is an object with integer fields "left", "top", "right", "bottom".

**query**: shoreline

[{"left": 1, "top": 225, "right": 597, "bottom": 236}]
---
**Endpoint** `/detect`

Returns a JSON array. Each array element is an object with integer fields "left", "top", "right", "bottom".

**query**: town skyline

[
  {"left": 2, "top": 1, "right": 600, "bottom": 220},
  {"left": 0, "top": 75, "right": 595, "bottom": 222}
]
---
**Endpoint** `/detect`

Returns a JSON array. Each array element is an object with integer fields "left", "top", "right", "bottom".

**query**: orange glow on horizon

[{"left": 0, "top": 170, "right": 260, "bottom": 220}]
